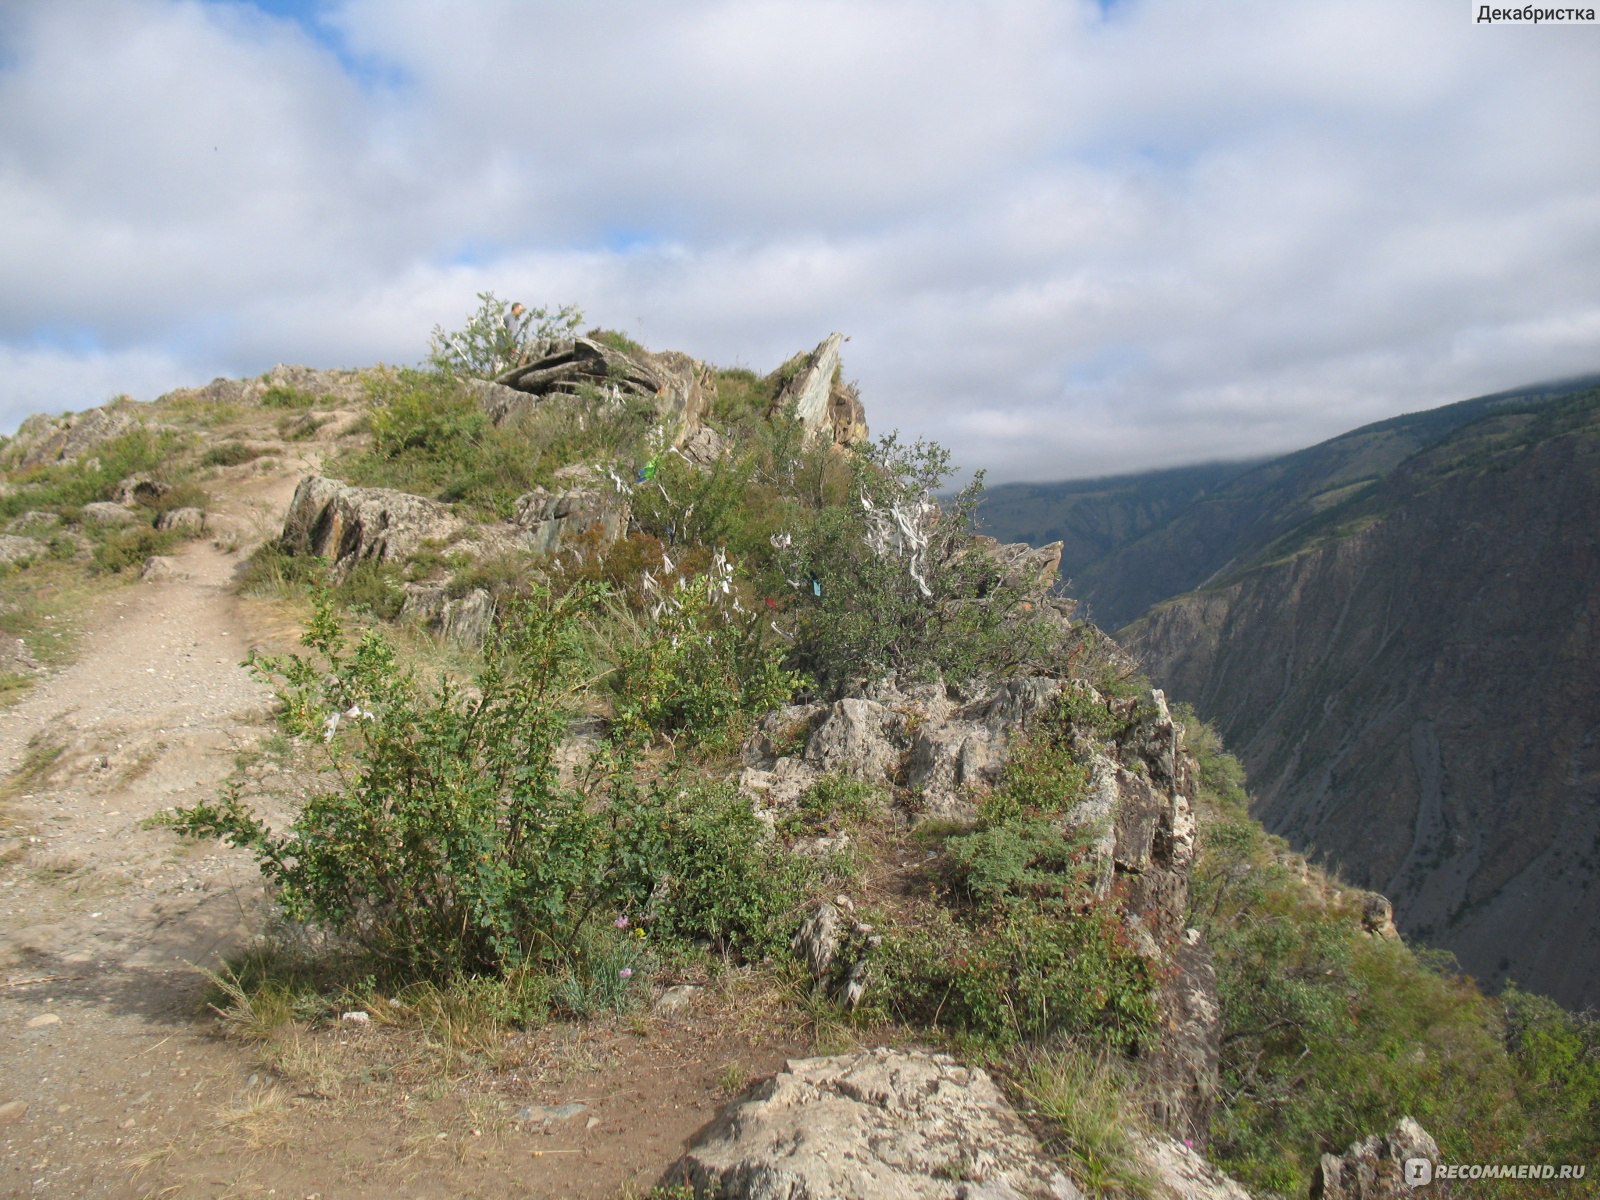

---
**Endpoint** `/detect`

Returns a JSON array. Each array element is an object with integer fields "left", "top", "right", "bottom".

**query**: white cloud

[{"left": 1, "top": 0, "right": 1596, "bottom": 483}]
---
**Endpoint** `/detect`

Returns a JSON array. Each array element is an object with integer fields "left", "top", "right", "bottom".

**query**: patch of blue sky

[
  {"left": 21, "top": 324, "right": 107, "bottom": 356},
  {"left": 599, "top": 228, "right": 665, "bottom": 254},
  {"left": 214, "top": 0, "right": 408, "bottom": 93},
  {"left": 1063, "top": 344, "right": 1149, "bottom": 387}
]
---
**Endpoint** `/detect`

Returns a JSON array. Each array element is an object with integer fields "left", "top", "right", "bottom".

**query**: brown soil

[{"left": 0, "top": 449, "right": 809, "bottom": 1199}]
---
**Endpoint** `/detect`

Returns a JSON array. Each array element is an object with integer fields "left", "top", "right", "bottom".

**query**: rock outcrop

[
  {"left": 771, "top": 332, "right": 869, "bottom": 448},
  {"left": 665, "top": 1048, "right": 1256, "bottom": 1200},
  {"left": 664, "top": 1049, "right": 1084, "bottom": 1200},
  {"left": 281, "top": 476, "right": 465, "bottom": 571},
  {"left": 157, "top": 363, "right": 369, "bottom": 409},
  {"left": 741, "top": 674, "right": 1219, "bottom": 1142},
  {"left": 493, "top": 337, "right": 713, "bottom": 447},
  {"left": 1311, "top": 1117, "right": 1439, "bottom": 1199},
  {"left": 4, "top": 404, "right": 139, "bottom": 470}
]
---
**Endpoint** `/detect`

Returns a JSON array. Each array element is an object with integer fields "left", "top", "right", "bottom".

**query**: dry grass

[{"left": 213, "top": 1084, "right": 293, "bottom": 1152}]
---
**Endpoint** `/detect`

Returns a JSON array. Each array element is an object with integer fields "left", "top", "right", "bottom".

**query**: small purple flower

[
  {"left": 1184, "top": 1139, "right": 1195, "bottom": 1149},
  {"left": 614, "top": 915, "right": 630, "bottom": 929},
  {"left": 618, "top": 967, "right": 633, "bottom": 979}
]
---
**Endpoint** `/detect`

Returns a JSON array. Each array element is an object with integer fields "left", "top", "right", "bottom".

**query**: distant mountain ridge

[
  {"left": 983, "top": 373, "right": 1600, "bottom": 630},
  {"left": 980, "top": 374, "right": 1600, "bottom": 1006}
]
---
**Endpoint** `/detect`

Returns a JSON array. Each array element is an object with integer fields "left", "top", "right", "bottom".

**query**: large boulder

[
  {"left": 512, "top": 478, "right": 628, "bottom": 556},
  {"left": 664, "top": 1048, "right": 1082, "bottom": 1200},
  {"left": 494, "top": 337, "right": 712, "bottom": 448},
  {"left": 1311, "top": 1117, "right": 1439, "bottom": 1199},
  {"left": 280, "top": 476, "right": 464, "bottom": 572}
]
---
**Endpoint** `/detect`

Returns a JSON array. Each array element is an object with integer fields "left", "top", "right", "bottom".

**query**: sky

[{"left": 1, "top": 0, "right": 1596, "bottom": 483}]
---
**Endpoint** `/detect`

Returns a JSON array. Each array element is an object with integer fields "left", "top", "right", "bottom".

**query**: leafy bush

[
  {"left": 170, "top": 586, "right": 622, "bottom": 975},
  {"left": 90, "top": 523, "right": 182, "bottom": 574},
  {"left": 169, "top": 584, "right": 815, "bottom": 984},
  {"left": 200, "top": 441, "right": 261, "bottom": 467},
  {"left": 608, "top": 552, "right": 803, "bottom": 751},
  {"left": 874, "top": 900, "right": 1157, "bottom": 1050},
  {"left": 429, "top": 291, "right": 584, "bottom": 380},
  {"left": 779, "top": 773, "right": 882, "bottom": 837},
  {"left": 647, "top": 779, "right": 810, "bottom": 957},
  {"left": 784, "top": 435, "right": 1063, "bottom": 696},
  {"left": 260, "top": 384, "right": 322, "bottom": 409}
]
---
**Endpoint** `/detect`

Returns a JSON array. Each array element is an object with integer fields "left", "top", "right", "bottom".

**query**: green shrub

[
  {"left": 648, "top": 779, "right": 810, "bottom": 958},
  {"left": 201, "top": 441, "right": 261, "bottom": 467},
  {"left": 784, "top": 435, "right": 1063, "bottom": 696},
  {"left": 169, "top": 586, "right": 620, "bottom": 975},
  {"left": 90, "top": 523, "right": 181, "bottom": 574},
  {"left": 260, "top": 384, "right": 322, "bottom": 409},
  {"left": 168, "top": 584, "right": 815, "bottom": 983},
  {"left": 874, "top": 900, "right": 1157, "bottom": 1050},
  {"left": 779, "top": 773, "right": 882, "bottom": 837},
  {"left": 609, "top": 557, "right": 803, "bottom": 751},
  {"left": 429, "top": 291, "right": 583, "bottom": 380}
]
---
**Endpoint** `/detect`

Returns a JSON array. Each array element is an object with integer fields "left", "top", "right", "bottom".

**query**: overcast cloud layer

[{"left": 2, "top": 0, "right": 1596, "bottom": 481}]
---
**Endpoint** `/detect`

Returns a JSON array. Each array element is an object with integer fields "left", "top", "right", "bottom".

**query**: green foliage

[
  {"left": 608, "top": 556, "right": 803, "bottom": 752},
  {"left": 943, "top": 818, "right": 1098, "bottom": 908},
  {"left": 366, "top": 368, "right": 489, "bottom": 459},
  {"left": 169, "top": 585, "right": 813, "bottom": 986},
  {"left": 89, "top": 523, "right": 182, "bottom": 574},
  {"left": 873, "top": 899, "right": 1157, "bottom": 1051},
  {"left": 1020, "top": 1046, "right": 1158, "bottom": 1200},
  {"left": 1500, "top": 984, "right": 1600, "bottom": 1161},
  {"left": 784, "top": 435, "right": 1064, "bottom": 696},
  {"left": 334, "top": 559, "right": 406, "bottom": 619},
  {"left": 200, "top": 441, "right": 262, "bottom": 467},
  {"left": 260, "top": 384, "right": 323, "bottom": 409},
  {"left": 647, "top": 779, "right": 810, "bottom": 957},
  {"left": 0, "top": 426, "right": 187, "bottom": 522},
  {"left": 779, "top": 773, "right": 882, "bottom": 837},
  {"left": 429, "top": 291, "right": 584, "bottom": 380},
  {"left": 170, "top": 585, "right": 618, "bottom": 975},
  {"left": 335, "top": 366, "right": 652, "bottom": 519}
]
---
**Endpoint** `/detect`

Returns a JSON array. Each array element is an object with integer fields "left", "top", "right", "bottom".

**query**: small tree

[
  {"left": 784, "top": 435, "right": 1063, "bottom": 695},
  {"left": 428, "top": 291, "right": 584, "bottom": 380}
]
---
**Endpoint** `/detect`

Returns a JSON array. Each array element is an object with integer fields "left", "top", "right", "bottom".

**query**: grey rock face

[
  {"left": 0, "top": 535, "right": 43, "bottom": 566},
  {"left": 5, "top": 405, "right": 138, "bottom": 469},
  {"left": 512, "top": 483, "right": 628, "bottom": 556},
  {"left": 1135, "top": 1135, "right": 1254, "bottom": 1200},
  {"left": 280, "top": 476, "right": 464, "bottom": 573},
  {"left": 1311, "top": 1117, "right": 1438, "bottom": 1200},
  {"left": 772, "top": 333, "right": 869, "bottom": 448},
  {"left": 155, "top": 507, "right": 206, "bottom": 534},
  {"left": 664, "top": 1048, "right": 1083, "bottom": 1200}
]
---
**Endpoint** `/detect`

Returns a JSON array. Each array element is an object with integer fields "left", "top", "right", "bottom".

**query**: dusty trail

[
  {"left": 0, "top": 462, "right": 801, "bottom": 1199},
  {"left": 0, "top": 472, "right": 305, "bottom": 1198}
]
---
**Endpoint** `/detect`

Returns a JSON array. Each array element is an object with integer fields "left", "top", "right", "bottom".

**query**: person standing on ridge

[{"left": 502, "top": 301, "right": 530, "bottom": 369}]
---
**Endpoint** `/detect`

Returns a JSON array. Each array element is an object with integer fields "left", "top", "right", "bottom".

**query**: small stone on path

[
  {"left": 0, "top": 1100, "right": 28, "bottom": 1124},
  {"left": 25, "top": 1014, "right": 60, "bottom": 1029}
]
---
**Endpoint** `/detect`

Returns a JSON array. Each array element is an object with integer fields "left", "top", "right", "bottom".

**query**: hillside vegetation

[{"left": 2, "top": 308, "right": 1597, "bottom": 1197}]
